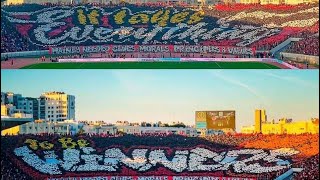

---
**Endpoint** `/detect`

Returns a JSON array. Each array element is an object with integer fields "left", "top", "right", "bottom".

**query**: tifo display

[
  {"left": 1, "top": 134, "right": 319, "bottom": 180},
  {"left": 1, "top": 3, "right": 318, "bottom": 56}
]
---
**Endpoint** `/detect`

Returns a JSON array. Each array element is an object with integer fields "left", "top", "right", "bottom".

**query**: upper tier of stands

[{"left": 1, "top": 3, "right": 319, "bottom": 55}]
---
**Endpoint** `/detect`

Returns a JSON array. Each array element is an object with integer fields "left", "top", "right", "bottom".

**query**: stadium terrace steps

[{"left": 270, "top": 38, "right": 302, "bottom": 56}]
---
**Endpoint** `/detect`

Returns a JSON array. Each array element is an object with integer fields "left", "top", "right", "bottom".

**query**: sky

[{"left": 1, "top": 70, "right": 319, "bottom": 131}]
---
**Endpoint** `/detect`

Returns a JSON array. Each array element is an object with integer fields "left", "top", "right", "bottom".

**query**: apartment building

[{"left": 39, "top": 92, "right": 75, "bottom": 122}]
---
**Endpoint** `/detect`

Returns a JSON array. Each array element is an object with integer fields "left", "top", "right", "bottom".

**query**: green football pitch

[{"left": 20, "top": 61, "right": 280, "bottom": 69}]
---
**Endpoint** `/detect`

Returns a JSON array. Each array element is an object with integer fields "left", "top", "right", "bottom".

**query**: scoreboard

[{"left": 195, "top": 111, "right": 236, "bottom": 130}]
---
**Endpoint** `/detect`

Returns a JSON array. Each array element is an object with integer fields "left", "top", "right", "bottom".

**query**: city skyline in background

[{"left": 1, "top": 70, "right": 319, "bottom": 130}]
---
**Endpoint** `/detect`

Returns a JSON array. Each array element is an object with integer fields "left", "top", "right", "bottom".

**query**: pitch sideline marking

[
  {"left": 78, "top": 63, "right": 86, "bottom": 69},
  {"left": 21, "top": 63, "right": 40, "bottom": 69},
  {"left": 262, "top": 63, "right": 275, "bottom": 69},
  {"left": 21, "top": 61, "right": 279, "bottom": 69},
  {"left": 214, "top": 62, "right": 222, "bottom": 69}
]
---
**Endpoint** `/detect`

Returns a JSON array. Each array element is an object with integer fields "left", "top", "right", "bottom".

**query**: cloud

[
  {"left": 257, "top": 71, "right": 318, "bottom": 89},
  {"left": 210, "top": 71, "right": 267, "bottom": 105},
  {"left": 111, "top": 71, "right": 154, "bottom": 92}
]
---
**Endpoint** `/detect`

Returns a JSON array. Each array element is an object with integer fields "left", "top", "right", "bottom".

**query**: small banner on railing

[{"left": 49, "top": 45, "right": 256, "bottom": 55}]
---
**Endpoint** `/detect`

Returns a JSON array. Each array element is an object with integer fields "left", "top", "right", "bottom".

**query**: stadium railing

[
  {"left": 280, "top": 52, "right": 319, "bottom": 65},
  {"left": 274, "top": 168, "right": 294, "bottom": 180},
  {"left": 1, "top": 50, "right": 49, "bottom": 60}
]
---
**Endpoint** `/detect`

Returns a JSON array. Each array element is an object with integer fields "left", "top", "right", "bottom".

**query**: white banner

[{"left": 58, "top": 58, "right": 277, "bottom": 63}]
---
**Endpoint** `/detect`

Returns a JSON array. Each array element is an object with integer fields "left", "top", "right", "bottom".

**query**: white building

[
  {"left": 83, "top": 124, "right": 118, "bottom": 134},
  {"left": 1, "top": 92, "right": 5, "bottom": 105},
  {"left": 81, "top": 123, "right": 204, "bottom": 137},
  {"left": 2, "top": 92, "right": 23, "bottom": 107},
  {"left": 3, "top": 104, "right": 16, "bottom": 116},
  {"left": 6, "top": 92, "right": 14, "bottom": 105},
  {"left": 39, "top": 92, "right": 75, "bottom": 122},
  {"left": 1, "top": 91, "right": 75, "bottom": 121},
  {"left": 116, "top": 126, "right": 199, "bottom": 137},
  {"left": 1, "top": 92, "right": 33, "bottom": 117},
  {"left": 115, "top": 121, "right": 130, "bottom": 126},
  {"left": 1, "top": 92, "right": 15, "bottom": 105},
  {"left": 17, "top": 98, "right": 34, "bottom": 114},
  {"left": 16, "top": 97, "right": 40, "bottom": 120},
  {"left": 196, "top": 128, "right": 224, "bottom": 137},
  {"left": 19, "top": 120, "right": 83, "bottom": 135}
]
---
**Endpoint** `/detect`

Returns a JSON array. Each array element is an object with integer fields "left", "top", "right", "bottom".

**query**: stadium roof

[{"left": 1, "top": 117, "right": 33, "bottom": 130}]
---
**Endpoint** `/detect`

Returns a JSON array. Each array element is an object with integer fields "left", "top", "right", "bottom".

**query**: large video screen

[{"left": 196, "top": 111, "right": 235, "bottom": 130}]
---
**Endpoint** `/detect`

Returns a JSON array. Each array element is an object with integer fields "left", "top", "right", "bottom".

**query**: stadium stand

[
  {"left": 293, "top": 155, "right": 319, "bottom": 180},
  {"left": 1, "top": 3, "right": 318, "bottom": 56},
  {"left": 285, "top": 37, "right": 319, "bottom": 56},
  {"left": 1, "top": 133, "right": 319, "bottom": 179}
]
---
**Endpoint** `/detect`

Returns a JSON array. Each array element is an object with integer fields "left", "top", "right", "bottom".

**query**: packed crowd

[
  {"left": 205, "top": 3, "right": 318, "bottom": 27},
  {"left": 285, "top": 37, "right": 319, "bottom": 56},
  {"left": 205, "top": 133, "right": 259, "bottom": 146},
  {"left": 1, "top": 151, "right": 32, "bottom": 180},
  {"left": 283, "top": 23, "right": 319, "bottom": 56},
  {"left": 206, "top": 133, "right": 319, "bottom": 157},
  {"left": 54, "top": 52, "right": 244, "bottom": 60},
  {"left": 1, "top": 3, "right": 318, "bottom": 56},
  {"left": 0, "top": 17, "right": 39, "bottom": 53},
  {"left": 1, "top": 135, "right": 33, "bottom": 180},
  {"left": 205, "top": 4, "right": 319, "bottom": 54},
  {"left": 293, "top": 155, "right": 319, "bottom": 180},
  {"left": 206, "top": 133, "right": 319, "bottom": 180},
  {"left": 240, "top": 133, "right": 319, "bottom": 157},
  {"left": 1, "top": 133, "right": 318, "bottom": 179}
]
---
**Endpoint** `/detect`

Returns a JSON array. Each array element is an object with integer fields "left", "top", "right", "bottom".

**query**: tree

[
  {"left": 163, "top": 123, "right": 169, "bottom": 127},
  {"left": 170, "top": 123, "right": 186, "bottom": 128}
]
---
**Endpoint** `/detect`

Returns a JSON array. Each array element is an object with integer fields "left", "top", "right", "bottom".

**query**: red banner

[{"left": 49, "top": 45, "right": 255, "bottom": 55}]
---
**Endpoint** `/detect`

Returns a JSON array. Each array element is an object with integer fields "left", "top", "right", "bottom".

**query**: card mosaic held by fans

[
  {"left": 1, "top": 2, "right": 318, "bottom": 69},
  {"left": 1, "top": 70, "right": 319, "bottom": 179},
  {"left": 1, "top": 0, "right": 319, "bottom": 179}
]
